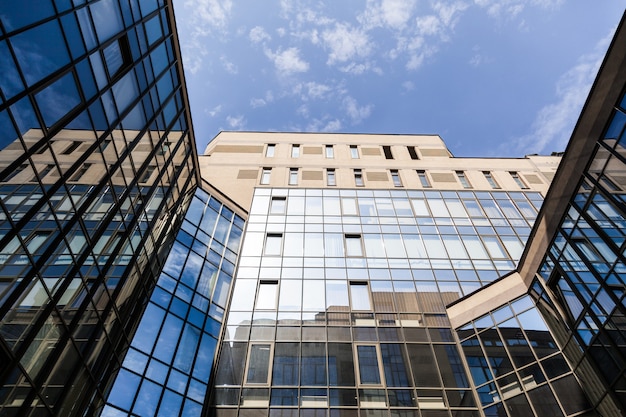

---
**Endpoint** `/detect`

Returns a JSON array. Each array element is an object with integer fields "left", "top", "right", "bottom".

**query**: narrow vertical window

[
  {"left": 265, "top": 233, "right": 283, "bottom": 255},
  {"left": 270, "top": 196, "right": 286, "bottom": 214},
  {"left": 327, "top": 168, "right": 336, "bottom": 186},
  {"left": 70, "top": 163, "right": 91, "bottom": 182},
  {"left": 483, "top": 171, "right": 500, "bottom": 189},
  {"left": 256, "top": 281, "right": 279, "bottom": 310},
  {"left": 291, "top": 144, "right": 300, "bottom": 158},
  {"left": 345, "top": 234, "right": 363, "bottom": 257},
  {"left": 407, "top": 146, "right": 419, "bottom": 160},
  {"left": 456, "top": 171, "right": 471, "bottom": 188},
  {"left": 325, "top": 145, "right": 334, "bottom": 158},
  {"left": 266, "top": 144, "right": 275, "bottom": 157},
  {"left": 62, "top": 141, "right": 82, "bottom": 155},
  {"left": 139, "top": 166, "right": 155, "bottom": 183},
  {"left": 35, "top": 164, "right": 56, "bottom": 181},
  {"left": 350, "top": 145, "right": 359, "bottom": 159},
  {"left": 260, "top": 168, "right": 271, "bottom": 185},
  {"left": 350, "top": 281, "right": 371, "bottom": 310},
  {"left": 382, "top": 145, "right": 393, "bottom": 159},
  {"left": 510, "top": 172, "right": 528, "bottom": 189},
  {"left": 356, "top": 345, "right": 382, "bottom": 385},
  {"left": 391, "top": 170, "right": 402, "bottom": 187},
  {"left": 246, "top": 344, "right": 272, "bottom": 384},
  {"left": 354, "top": 169, "right": 364, "bottom": 187},
  {"left": 289, "top": 168, "right": 298, "bottom": 185},
  {"left": 417, "top": 170, "right": 431, "bottom": 188}
]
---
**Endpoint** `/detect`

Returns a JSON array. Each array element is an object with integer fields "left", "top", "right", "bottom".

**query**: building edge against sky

[{"left": 0, "top": 1, "right": 625, "bottom": 417}]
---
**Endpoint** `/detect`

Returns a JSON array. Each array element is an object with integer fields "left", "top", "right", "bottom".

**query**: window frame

[
  {"left": 417, "top": 170, "right": 431, "bottom": 188},
  {"left": 266, "top": 144, "right": 275, "bottom": 157},
  {"left": 269, "top": 196, "right": 286, "bottom": 214},
  {"left": 256, "top": 280, "right": 279, "bottom": 310},
  {"left": 354, "top": 169, "right": 364, "bottom": 187},
  {"left": 382, "top": 145, "right": 394, "bottom": 159},
  {"left": 510, "top": 171, "right": 529, "bottom": 189},
  {"left": 260, "top": 167, "right": 271, "bottom": 185},
  {"left": 345, "top": 234, "right": 364, "bottom": 257},
  {"left": 350, "top": 145, "right": 359, "bottom": 159},
  {"left": 407, "top": 146, "right": 419, "bottom": 160},
  {"left": 325, "top": 144, "right": 334, "bottom": 159},
  {"left": 291, "top": 144, "right": 300, "bottom": 158},
  {"left": 390, "top": 169, "right": 402, "bottom": 187},
  {"left": 354, "top": 344, "right": 384, "bottom": 386},
  {"left": 327, "top": 168, "right": 336, "bottom": 186},
  {"left": 264, "top": 233, "right": 283, "bottom": 256},
  {"left": 244, "top": 343, "right": 274, "bottom": 385},
  {"left": 483, "top": 171, "right": 500, "bottom": 189},
  {"left": 456, "top": 171, "right": 471, "bottom": 189},
  {"left": 288, "top": 168, "right": 298, "bottom": 185}
]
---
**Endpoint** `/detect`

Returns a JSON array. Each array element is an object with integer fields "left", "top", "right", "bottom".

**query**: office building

[{"left": 0, "top": 1, "right": 625, "bottom": 416}]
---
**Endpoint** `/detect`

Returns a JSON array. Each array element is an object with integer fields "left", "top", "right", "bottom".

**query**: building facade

[{"left": 0, "top": 1, "right": 625, "bottom": 417}]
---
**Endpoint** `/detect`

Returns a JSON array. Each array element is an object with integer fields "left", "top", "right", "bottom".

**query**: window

[
  {"left": 510, "top": 171, "right": 528, "bottom": 189},
  {"left": 62, "top": 141, "right": 82, "bottom": 154},
  {"left": 325, "top": 145, "right": 334, "bottom": 158},
  {"left": 407, "top": 146, "right": 419, "bottom": 160},
  {"left": 417, "top": 170, "right": 431, "bottom": 188},
  {"left": 289, "top": 168, "right": 298, "bottom": 185},
  {"left": 261, "top": 168, "right": 271, "bottom": 185},
  {"left": 270, "top": 196, "right": 286, "bottom": 214},
  {"left": 246, "top": 344, "right": 272, "bottom": 384},
  {"left": 391, "top": 170, "right": 402, "bottom": 187},
  {"left": 327, "top": 168, "right": 336, "bottom": 186},
  {"left": 345, "top": 234, "right": 363, "bottom": 257},
  {"left": 349, "top": 281, "right": 371, "bottom": 310},
  {"left": 70, "top": 163, "right": 91, "bottom": 182},
  {"left": 383, "top": 145, "right": 393, "bottom": 159},
  {"left": 256, "top": 281, "right": 278, "bottom": 310},
  {"left": 266, "top": 144, "right": 275, "bottom": 157},
  {"left": 139, "top": 166, "right": 155, "bottom": 183},
  {"left": 356, "top": 345, "right": 382, "bottom": 385},
  {"left": 291, "top": 144, "right": 300, "bottom": 158},
  {"left": 265, "top": 233, "right": 283, "bottom": 255},
  {"left": 36, "top": 164, "right": 56, "bottom": 181},
  {"left": 483, "top": 171, "right": 500, "bottom": 189},
  {"left": 456, "top": 171, "right": 471, "bottom": 188},
  {"left": 103, "top": 34, "right": 132, "bottom": 79},
  {"left": 350, "top": 145, "right": 359, "bottom": 159},
  {"left": 354, "top": 169, "right": 364, "bottom": 187}
]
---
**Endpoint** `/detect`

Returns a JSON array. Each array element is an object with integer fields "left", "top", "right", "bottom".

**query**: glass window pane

[
  {"left": 350, "top": 282, "right": 371, "bottom": 310},
  {"left": 328, "top": 343, "right": 355, "bottom": 386},
  {"left": 345, "top": 235, "right": 363, "bottom": 257},
  {"left": 272, "top": 343, "right": 299, "bottom": 385},
  {"left": 357, "top": 345, "right": 381, "bottom": 385},
  {"left": 246, "top": 344, "right": 272, "bottom": 384},
  {"left": 256, "top": 281, "right": 278, "bottom": 310}
]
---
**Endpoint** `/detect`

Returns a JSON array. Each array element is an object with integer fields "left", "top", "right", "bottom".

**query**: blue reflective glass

[
  {"left": 0, "top": 0, "right": 55, "bottom": 31},
  {"left": 154, "top": 314, "right": 183, "bottom": 362},
  {"left": 60, "top": 12, "right": 85, "bottom": 59},
  {"left": 157, "top": 389, "right": 183, "bottom": 417},
  {"left": 107, "top": 369, "right": 141, "bottom": 411},
  {"left": 0, "top": 110, "right": 18, "bottom": 151},
  {"left": 11, "top": 19, "right": 70, "bottom": 85},
  {"left": 0, "top": 41, "right": 25, "bottom": 100},
  {"left": 35, "top": 72, "right": 81, "bottom": 127},
  {"left": 133, "top": 379, "right": 161, "bottom": 416},
  {"left": 91, "top": 0, "right": 124, "bottom": 43}
]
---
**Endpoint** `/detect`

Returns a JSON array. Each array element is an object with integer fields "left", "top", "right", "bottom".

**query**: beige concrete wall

[{"left": 200, "top": 131, "right": 560, "bottom": 210}]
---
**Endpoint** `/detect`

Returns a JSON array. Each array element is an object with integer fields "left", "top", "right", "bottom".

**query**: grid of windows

[
  {"left": 456, "top": 295, "right": 592, "bottom": 416},
  {"left": 537, "top": 93, "right": 626, "bottom": 412},
  {"left": 102, "top": 189, "right": 244, "bottom": 416},
  {"left": 0, "top": 1, "right": 198, "bottom": 415},
  {"left": 211, "top": 187, "right": 544, "bottom": 416}
]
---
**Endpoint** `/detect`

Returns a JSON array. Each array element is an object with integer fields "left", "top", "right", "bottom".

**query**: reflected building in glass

[{"left": 1, "top": 1, "right": 626, "bottom": 417}]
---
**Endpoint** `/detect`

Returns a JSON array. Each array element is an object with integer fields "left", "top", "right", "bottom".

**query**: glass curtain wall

[
  {"left": 0, "top": 0, "right": 197, "bottom": 415},
  {"left": 210, "top": 187, "right": 545, "bottom": 417}
]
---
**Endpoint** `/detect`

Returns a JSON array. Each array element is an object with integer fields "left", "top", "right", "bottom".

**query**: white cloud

[
  {"left": 360, "top": 0, "right": 417, "bottom": 30},
  {"left": 220, "top": 56, "right": 238, "bottom": 74},
  {"left": 250, "top": 91, "right": 274, "bottom": 108},
  {"left": 206, "top": 105, "right": 222, "bottom": 117},
  {"left": 249, "top": 26, "right": 271, "bottom": 43},
  {"left": 226, "top": 115, "right": 246, "bottom": 129},
  {"left": 323, "top": 119, "right": 342, "bottom": 131},
  {"left": 322, "top": 23, "right": 373, "bottom": 65},
  {"left": 508, "top": 27, "right": 614, "bottom": 155},
  {"left": 184, "top": 0, "right": 233, "bottom": 33},
  {"left": 343, "top": 96, "right": 373, "bottom": 124},
  {"left": 402, "top": 81, "right": 415, "bottom": 91},
  {"left": 265, "top": 47, "right": 310, "bottom": 75},
  {"left": 474, "top": 0, "right": 563, "bottom": 20}
]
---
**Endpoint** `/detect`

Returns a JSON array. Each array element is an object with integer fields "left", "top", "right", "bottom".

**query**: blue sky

[{"left": 172, "top": 0, "right": 625, "bottom": 157}]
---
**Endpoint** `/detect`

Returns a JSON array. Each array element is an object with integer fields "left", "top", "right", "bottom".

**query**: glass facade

[
  {"left": 537, "top": 89, "right": 626, "bottom": 412},
  {"left": 102, "top": 187, "right": 244, "bottom": 417},
  {"left": 0, "top": 0, "right": 199, "bottom": 415},
  {"left": 456, "top": 295, "right": 593, "bottom": 416},
  {"left": 208, "top": 188, "right": 580, "bottom": 417}
]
